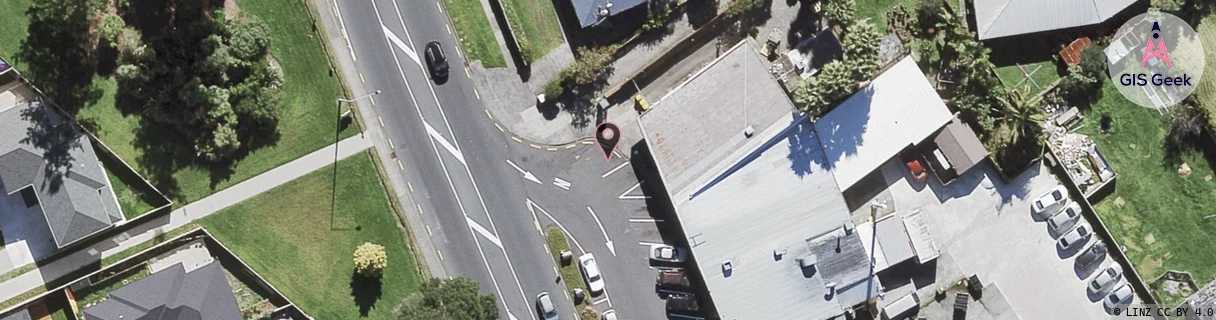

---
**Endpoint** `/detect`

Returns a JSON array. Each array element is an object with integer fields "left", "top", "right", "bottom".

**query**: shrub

[
  {"left": 115, "top": 64, "right": 140, "bottom": 83},
  {"left": 642, "top": 5, "right": 671, "bottom": 32},
  {"left": 824, "top": 0, "right": 856, "bottom": 27},
  {"left": 842, "top": 18, "right": 881, "bottom": 79},
  {"left": 544, "top": 78, "right": 564, "bottom": 99},
  {"left": 724, "top": 0, "right": 766, "bottom": 17},
  {"left": 914, "top": 0, "right": 943, "bottom": 31},
  {"left": 228, "top": 15, "right": 272, "bottom": 61},
  {"left": 561, "top": 45, "right": 617, "bottom": 85},
  {"left": 353, "top": 242, "right": 388, "bottom": 277},
  {"left": 98, "top": 14, "right": 125, "bottom": 47}
]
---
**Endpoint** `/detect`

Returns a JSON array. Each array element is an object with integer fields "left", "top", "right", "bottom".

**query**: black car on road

[{"left": 424, "top": 41, "right": 449, "bottom": 81}]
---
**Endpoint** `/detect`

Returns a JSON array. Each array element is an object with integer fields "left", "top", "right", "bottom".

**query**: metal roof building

[
  {"left": 972, "top": 0, "right": 1137, "bottom": 40},
  {"left": 814, "top": 57, "right": 954, "bottom": 191},
  {"left": 639, "top": 40, "right": 878, "bottom": 320}
]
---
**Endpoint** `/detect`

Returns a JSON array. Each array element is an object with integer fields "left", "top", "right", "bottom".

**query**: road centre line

[
  {"left": 381, "top": 24, "right": 421, "bottom": 67},
  {"left": 601, "top": 162, "right": 629, "bottom": 178},
  {"left": 368, "top": 2, "right": 516, "bottom": 318},
  {"left": 387, "top": 3, "right": 534, "bottom": 319},
  {"left": 467, "top": 216, "right": 504, "bottom": 248}
]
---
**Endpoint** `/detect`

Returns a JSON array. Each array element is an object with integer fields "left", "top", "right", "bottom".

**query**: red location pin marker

[{"left": 595, "top": 121, "right": 621, "bottom": 163}]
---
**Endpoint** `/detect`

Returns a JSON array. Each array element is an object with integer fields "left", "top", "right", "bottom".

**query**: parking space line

[
  {"left": 553, "top": 177, "right": 571, "bottom": 190},
  {"left": 619, "top": 181, "right": 652, "bottom": 200},
  {"left": 629, "top": 218, "right": 664, "bottom": 223},
  {"left": 638, "top": 241, "right": 665, "bottom": 247},
  {"left": 601, "top": 162, "right": 629, "bottom": 178}
]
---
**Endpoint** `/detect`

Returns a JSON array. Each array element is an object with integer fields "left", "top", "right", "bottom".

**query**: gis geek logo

[
  {"left": 1119, "top": 22, "right": 1191, "bottom": 87},
  {"left": 1106, "top": 12, "right": 1204, "bottom": 110}
]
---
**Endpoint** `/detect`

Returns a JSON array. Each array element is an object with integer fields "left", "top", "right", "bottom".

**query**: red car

[{"left": 903, "top": 153, "right": 929, "bottom": 183}]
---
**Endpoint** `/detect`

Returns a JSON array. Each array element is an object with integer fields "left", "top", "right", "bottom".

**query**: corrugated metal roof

[
  {"left": 934, "top": 116, "right": 989, "bottom": 174},
  {"left": 814, "top": 57, "right": 954, "bottom": 191},
  {"left": 973, "top": 0, "right": 1137, "bottom": 40}
]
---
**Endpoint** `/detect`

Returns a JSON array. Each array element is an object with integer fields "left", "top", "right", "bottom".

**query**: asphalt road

[{"left": 336, "top": 1, "right": 565, "bottom": 319}]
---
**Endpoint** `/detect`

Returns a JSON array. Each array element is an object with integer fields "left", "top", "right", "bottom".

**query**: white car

[
  {"left": 1057, "top": 222, "right": 1092, "bottom": 251},
  {"left": 1047, "top": 201, "right": 1083, "bottom": 235},
  {"left": 579, "top": 253, "right": 605, "bottom": 294},
  {"left": 1033, "top": 185, "right": 1069, "bottom": 216},
  {"left": 649, "top": 244, "right": 687, "bottom": 263},
  {"left": 1089, "top": 264, "right": 1124, "bottom": 295},
  {"left": 1104, "top": 283, "right": 1135, "bottom": 310},
  {"left": 601, "top": 310, "right": 617, "bottom": 320}
]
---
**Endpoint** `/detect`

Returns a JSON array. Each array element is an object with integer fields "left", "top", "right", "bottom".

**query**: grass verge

[
  {"left": 443, "top": 0, "right": 508, "bottom": 68},
  {"left": 1077, "top": 83, "right": 1216, "bottom": 305},
  {"left": 546, "top": 228, "right": 595, "bottom": 319},
  {"left": 200, "top": 153, "right": 420, "bottom": 319},
  {"left": 1197, "top": 14, "right": 1216, "bottom": 129},
  {"left": 500, "top": 0, "right": 564, "bottom": 62}
]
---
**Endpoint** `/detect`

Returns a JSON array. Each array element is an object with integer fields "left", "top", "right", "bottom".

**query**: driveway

[
  {"left": 0, "top": 192, "right": 57, "bottom": 271},
  {"left": 863, "top": 158, "right": 1126, "bottom": 319}
]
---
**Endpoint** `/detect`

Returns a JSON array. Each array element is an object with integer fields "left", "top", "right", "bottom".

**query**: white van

[{"left": 881, "top": 292, "right": 920, "bottom": 320}]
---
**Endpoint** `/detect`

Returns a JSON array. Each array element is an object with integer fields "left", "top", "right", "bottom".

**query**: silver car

[
  {"left": 536, "top": 292, "right": 560, "bottom": 320},
  {"left": 1032, "top": 185, "right": 1069, "bottom": 216},
  {"left": 1104, "top": 284, "right": 1135, "bottom": 310},
  {"left": 1089, "top": 264, "right": 1124, "bottom": 295},
  {"left": 649, "top": 244, "right": 687, "bottom": 263},
  {"left": 1047, "top": 201, "right": 1082, "bottom": 235},
  {"left": 601, "top": 310, "right": 617, "bottom": 320},
  {"left": 1057, "top": 222, "right": 1092, "bottom": 251}
]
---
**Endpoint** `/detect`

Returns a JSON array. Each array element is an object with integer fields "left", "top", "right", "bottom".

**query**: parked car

[
  {"left": 579, "top": 253, "right": 605, "bottom": 294},
  {"left": 1057, "top": 222, "right": 1092, "bottom": 251},
  {"left": 601, "top": 310, "right": 617, "bottom": 320},
  {"left": 1104, "top": 283, "right": 1135, "bottom": 310},
  {"left": 904, "top": 156, "right": 929, "bottom": 183},
  {"left": 649, "top": 245, "right": 687, "bottom": 263},
  {"left": 536, "top": 292, "right": 560, "bottom": 320},
  {"left": 656, "top": 269, "right": 691, "bottom": 291},
  {"left": 666, "top": 294, "right": 701, "bottom": 314},
  {"left": 1047, "top": 201, "right": 1083, "bottom": 235},
  {"left": 1089, "top": 264, "right": 1124, "bottom": 295},
  {"left": 1033, "top": 185, "right": 1069, "bottom": 216},
  {"left": 424, "top": 41, "right": 450, "bottom": 80},
  {"left": 1075, "top": 241, "right": 1108, "bottom": 268}
]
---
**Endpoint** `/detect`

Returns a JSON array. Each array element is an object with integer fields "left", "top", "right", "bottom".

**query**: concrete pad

[{"left": 0, "top": 193, "right": 58, "bottom": 270}]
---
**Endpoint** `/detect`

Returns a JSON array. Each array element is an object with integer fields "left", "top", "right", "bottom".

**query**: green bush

[
  {"left": 228, "top": 15, "right": 272, "bottom": 61},
  {"left": 544, "top": 78, "right": 564, "bottom": 99},
  {"left": 353, "top": 242, "right": 388, "bottom": 278},
  {"left": 724, "top": 0, "right": 766, "bottom": 17},
  {"left": 642, "top": 5, "right": 670, "bottom": 32},
  {"left": 824, "top": 0, "right": 856, "bottom": 26},
  {"left": 98, "top": 14, "right": 125, "bottom": 47}
]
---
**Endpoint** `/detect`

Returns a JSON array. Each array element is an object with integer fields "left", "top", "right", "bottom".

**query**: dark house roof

[
  {"left": 0, "top": 310, "right": 31, "bottom": 320},
  {"left": 83, "top": 262, "right": 243, "bottom": 320},
  {"left": 571, "top": 0, "right": 647, "bottom": 27},
  {"left": 0, "top": 100, "right": 123, "bottom": 248}
]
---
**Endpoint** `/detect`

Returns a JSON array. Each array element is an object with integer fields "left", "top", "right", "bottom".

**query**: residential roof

[
  {"left": 0, "top": 310, "right": 30, "bottom": 320},
  {"left": 639, "top": 40, "right": 876, "bottom": 320},
  {"left": 814, "top": 57, "right": 954, "bottom": 191},
  {"left": 934, "top": 115, "right": 990, "bottom": 175},
  {"left": 570, "top": 0, "right": 647, "bottom": 27},
  {"left": 83, "top": 261, "right": 243, "bottom": 320},
  {"left": 972, "top": 0, "right": 1137, "bottom": 40},
  {"left": 0, "top": 99, "right": 123, "bottom": 248}
]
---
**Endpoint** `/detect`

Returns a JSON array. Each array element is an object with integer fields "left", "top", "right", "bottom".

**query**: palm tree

[{"left": 996, "top": 88, "right": 1047, "bottom": 144}]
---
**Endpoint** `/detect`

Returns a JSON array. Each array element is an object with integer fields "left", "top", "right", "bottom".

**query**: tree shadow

[
  {"left": 786, "top": 2, "right": 821, "bottom": 49},
  {"left": 18, "top": 101, "right": 81, "bottom": 179},
  {"left": 350, "top": 272, "right": 383, "bottom": 317},
  {"left": 560, "top": 71, "right": 615, "bottom": 129},
  {"left": 686, "top": 0, "right": 719, "bottom": 29},
  {"left": 16, "top": 0, "right": 103, "bottom": 115}
]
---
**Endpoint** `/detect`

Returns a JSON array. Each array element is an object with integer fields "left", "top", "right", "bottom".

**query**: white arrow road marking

[
  {"left": 586, "top": 207, "right": 615, "bottom": 256},
  {"left": 506, "top": 160, "right": 542, "bottom": 184},
  {"left": 553, "top": 177, "right": 571, "bottom": 190},
  {"left": 619, "top": 181, "right": 652, "bottom": 200},
  {"left": 382, "top": 24, "right": 421, "bottom": 67},
  {"left": 467, "top": 216, "right": 503, "bottom": 248},
  {"left": 424, "top": 121, "right": 465, "bottom": 164},
  {"left": 529, "top": 199, "right": 584, "bottom": 253}
]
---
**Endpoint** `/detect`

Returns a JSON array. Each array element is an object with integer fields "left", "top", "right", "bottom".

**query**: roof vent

[
  {"left": 797, "top": 254, "right": 817, "bottom": 268},
  {"left": 826, "top": 282, "right": 837, "bottom": 291},
  {"left": 743, "top": 125, "right": 755, "bottom": 138},
  {"left": 843, "top": 221, "right": 854, "bottom": 235}
]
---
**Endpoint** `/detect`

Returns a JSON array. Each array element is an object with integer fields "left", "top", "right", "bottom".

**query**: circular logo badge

[{"left": 1106, "top": 12, "right": 1205, "bottom": 110}]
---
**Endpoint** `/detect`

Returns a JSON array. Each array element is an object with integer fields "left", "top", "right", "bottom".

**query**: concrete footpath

[{"left": 0, "top": 135, "right": 372, "bottom": 306}]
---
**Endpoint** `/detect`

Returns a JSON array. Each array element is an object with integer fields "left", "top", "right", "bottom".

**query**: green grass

[
  {"left": 444, "top": 0, "right": 508, "bottom": 68},
  {"left": 856, "top": 0, "right": 917, "bottom": 34},
  {"left": 994, "top": 61, "right": 1061, "bottom": 96},
  {"left": 200, "top": 153, "right": 420, "bottom": 320},
  {"left": 0, "top": 0, "right": 31, "bottom": 58},
  {"left": 76, "top": 264, "right": 150, "bottom": 306},
  {"left": 103, "top": 155, "right": 163, "bottom": 219},
  {"left": 1197, "top": 15, "right": 1216, "bottom": 129},
  {"left": 501, "top": 0, "right": 564, "bottom": 62},
  {"left": 547, "top": 228, "right": 594, "bottom": 319},
  {"left": 1077, "top": 83, "right": 1216, "bottom": 305}
]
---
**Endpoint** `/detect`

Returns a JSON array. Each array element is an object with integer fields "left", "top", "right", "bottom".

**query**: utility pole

[{"left": 332, "top": 90, "right": 380, "bottom": 228}]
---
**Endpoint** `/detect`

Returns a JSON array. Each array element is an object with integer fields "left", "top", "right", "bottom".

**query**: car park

[
  {"left": 579, "top": 253, "right": 606, "bottom": 294},
  {"left": 648, "top": 245, "right": 687, "bottom": 263},
  {"left": 423, "top": 41, "right": 449, "bottom": 80},
  {"left": 1047, "top": 201, "right": 1082, "bottom": 235},
  {"left": 1032, "top": 185, "right": 1069, "bottom": 216},
  {"left": 1088, "top": 264, "right": 1124, "bottom": 295},
  {"left": 656, "top": 269, "right": 690, "bottom": 291},
  {"left": 1104, "top": 284, "right": 1135, "bottom": 310},
  {"left": 536, "top": 292, "right": 560, "bottom": 320},
  {"left": 1057, "top": 222, "right": 1092, "bottom": 251},
  {"left": 1075, "top": 241, "right": 1108, "bottom": 269},
  {"left": 601, "top": 310, "right": 617, "bottom": 320}
]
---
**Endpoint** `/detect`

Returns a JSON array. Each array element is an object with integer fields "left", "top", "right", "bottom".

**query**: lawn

[
  {"left": 102, "top": 155, "right": 165, "bottom": 219},
  {"left": 994, "top": 61, "right": 1061, "bottom": 96},
  {"left": 1, "top": 0, "right": 356, "bottom": 205},
  {"left": 855, "top": 0, "right": 917, "bottom": 34},
  {"left": 1077, "top": 83, "right": 1216, "bottom": 304},
  {"left": 444, "top": 0, "right": 509, "bottom": 68},
  {"left": 200, "top": 153, "right": 420, "bottom": 319},
  {"left": 1198, "top": 14, "right": 1216, "bottom": 129},
  {"left": 501, "top": 0, "right": 564, "bottom": 62}
]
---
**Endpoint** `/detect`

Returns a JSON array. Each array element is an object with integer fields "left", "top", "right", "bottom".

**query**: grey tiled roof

[
  {"left": 83, "top": 262, "right": 243, "bottom": 320},
  {"left": 0, "top": 310, "right": 31, "bottom": 320},
  {"left": 570, "top": 0, "right": 647, "bottom": 27},
  {"left": 0, "top": 100, "right": 122, "bottom": 247}
]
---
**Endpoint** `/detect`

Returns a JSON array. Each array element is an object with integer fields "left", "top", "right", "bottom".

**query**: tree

[
  {"left": 842, "top": 19, "right": 881, "bottom": 79},
  {"left": 824, "top": 0, "right": 856, "bottom": 27},
  {"left": 995, "top": 89, "right": 1046, "bottom": 145},
  {"left": 116, "top": 27, "right": 151, "bottom": 64},
  {"left": 793, "top": 60, "right": 855, "bottom": 117},
  {"left": 561, "top": 45, "right": 617, "bottom": 85},
  {"left": 98, "top": 13, "right": 125, "bottom": 47},
  {"left": 353, "top": 242, "right": 388, "bottom": 278},
  {"left": 115, "top": 64, "right": 141, "bottom": 83},
  {"left": 914, "top": 0, "right": 943, "bottom": 30},
  {"left": 398, "top": 277, "right": 498, "bottom": 320},
  {"left": 227, "top": 15, "right": 272, "bottom": 61},
  {"left": 723, "top": 0, "right": 766, "bottom": 17}
]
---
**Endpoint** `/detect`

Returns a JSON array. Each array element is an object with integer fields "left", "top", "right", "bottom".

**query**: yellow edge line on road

[
  {"left": 359, "top": 73, "right": 365, "bottom": 84},
  {"left": 408, "top": 182, "right": 414, "bottom": 193},
  {"left": 464, "top": 67, "right": 471, "bottom": 78},
  {"left": 397, "top": 160, "right": 404, "bottom": 170},
  {"left": 446, "top": 24, "right": 452, "bottom": 35},
  {"left": 494, "top": 123, "right": 504, "bottom": 132},
  {"left": 437, "top": 250, "right": 444, "bottom": 260},
  {"left": 474, "top": 88, "right": 480, "bottom": 100},
  {"left": 388, "top": 139, "right": 395, "bottom": 149},
  {"left": 565, "top": 144, "right": 576, "bottom": 149},
  {"left": 484, "top": 109, "right": 493, "bottom": 120},
  {"left": 530, "top": 144, "right": 542, "bottom": 149},
  {"left": 456, "top": 48, "right": 464, "bottom": 60},
  {"left": 426, "top": 225, "right": 433, "bottom": 235},
  {"left": 417, "top": 204, "right": 424, "bottom": 215},
  {"left": 511, "top": 136, "right": 522, "bottom": 142},
  {"left": 582, "top": 140, "right": 593, "bottom": 145},
  {"left": 369, "top": 96, "right": 376, "bottom": 106},
  {"left": 546, "top": 147, "right": 557, "bottom": 151},
  {"left": 436, "top": 2, "right": 443, "bottom": 12},
  {"left": 377, "top": 117, "right": 384, "bottom": 127}
]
